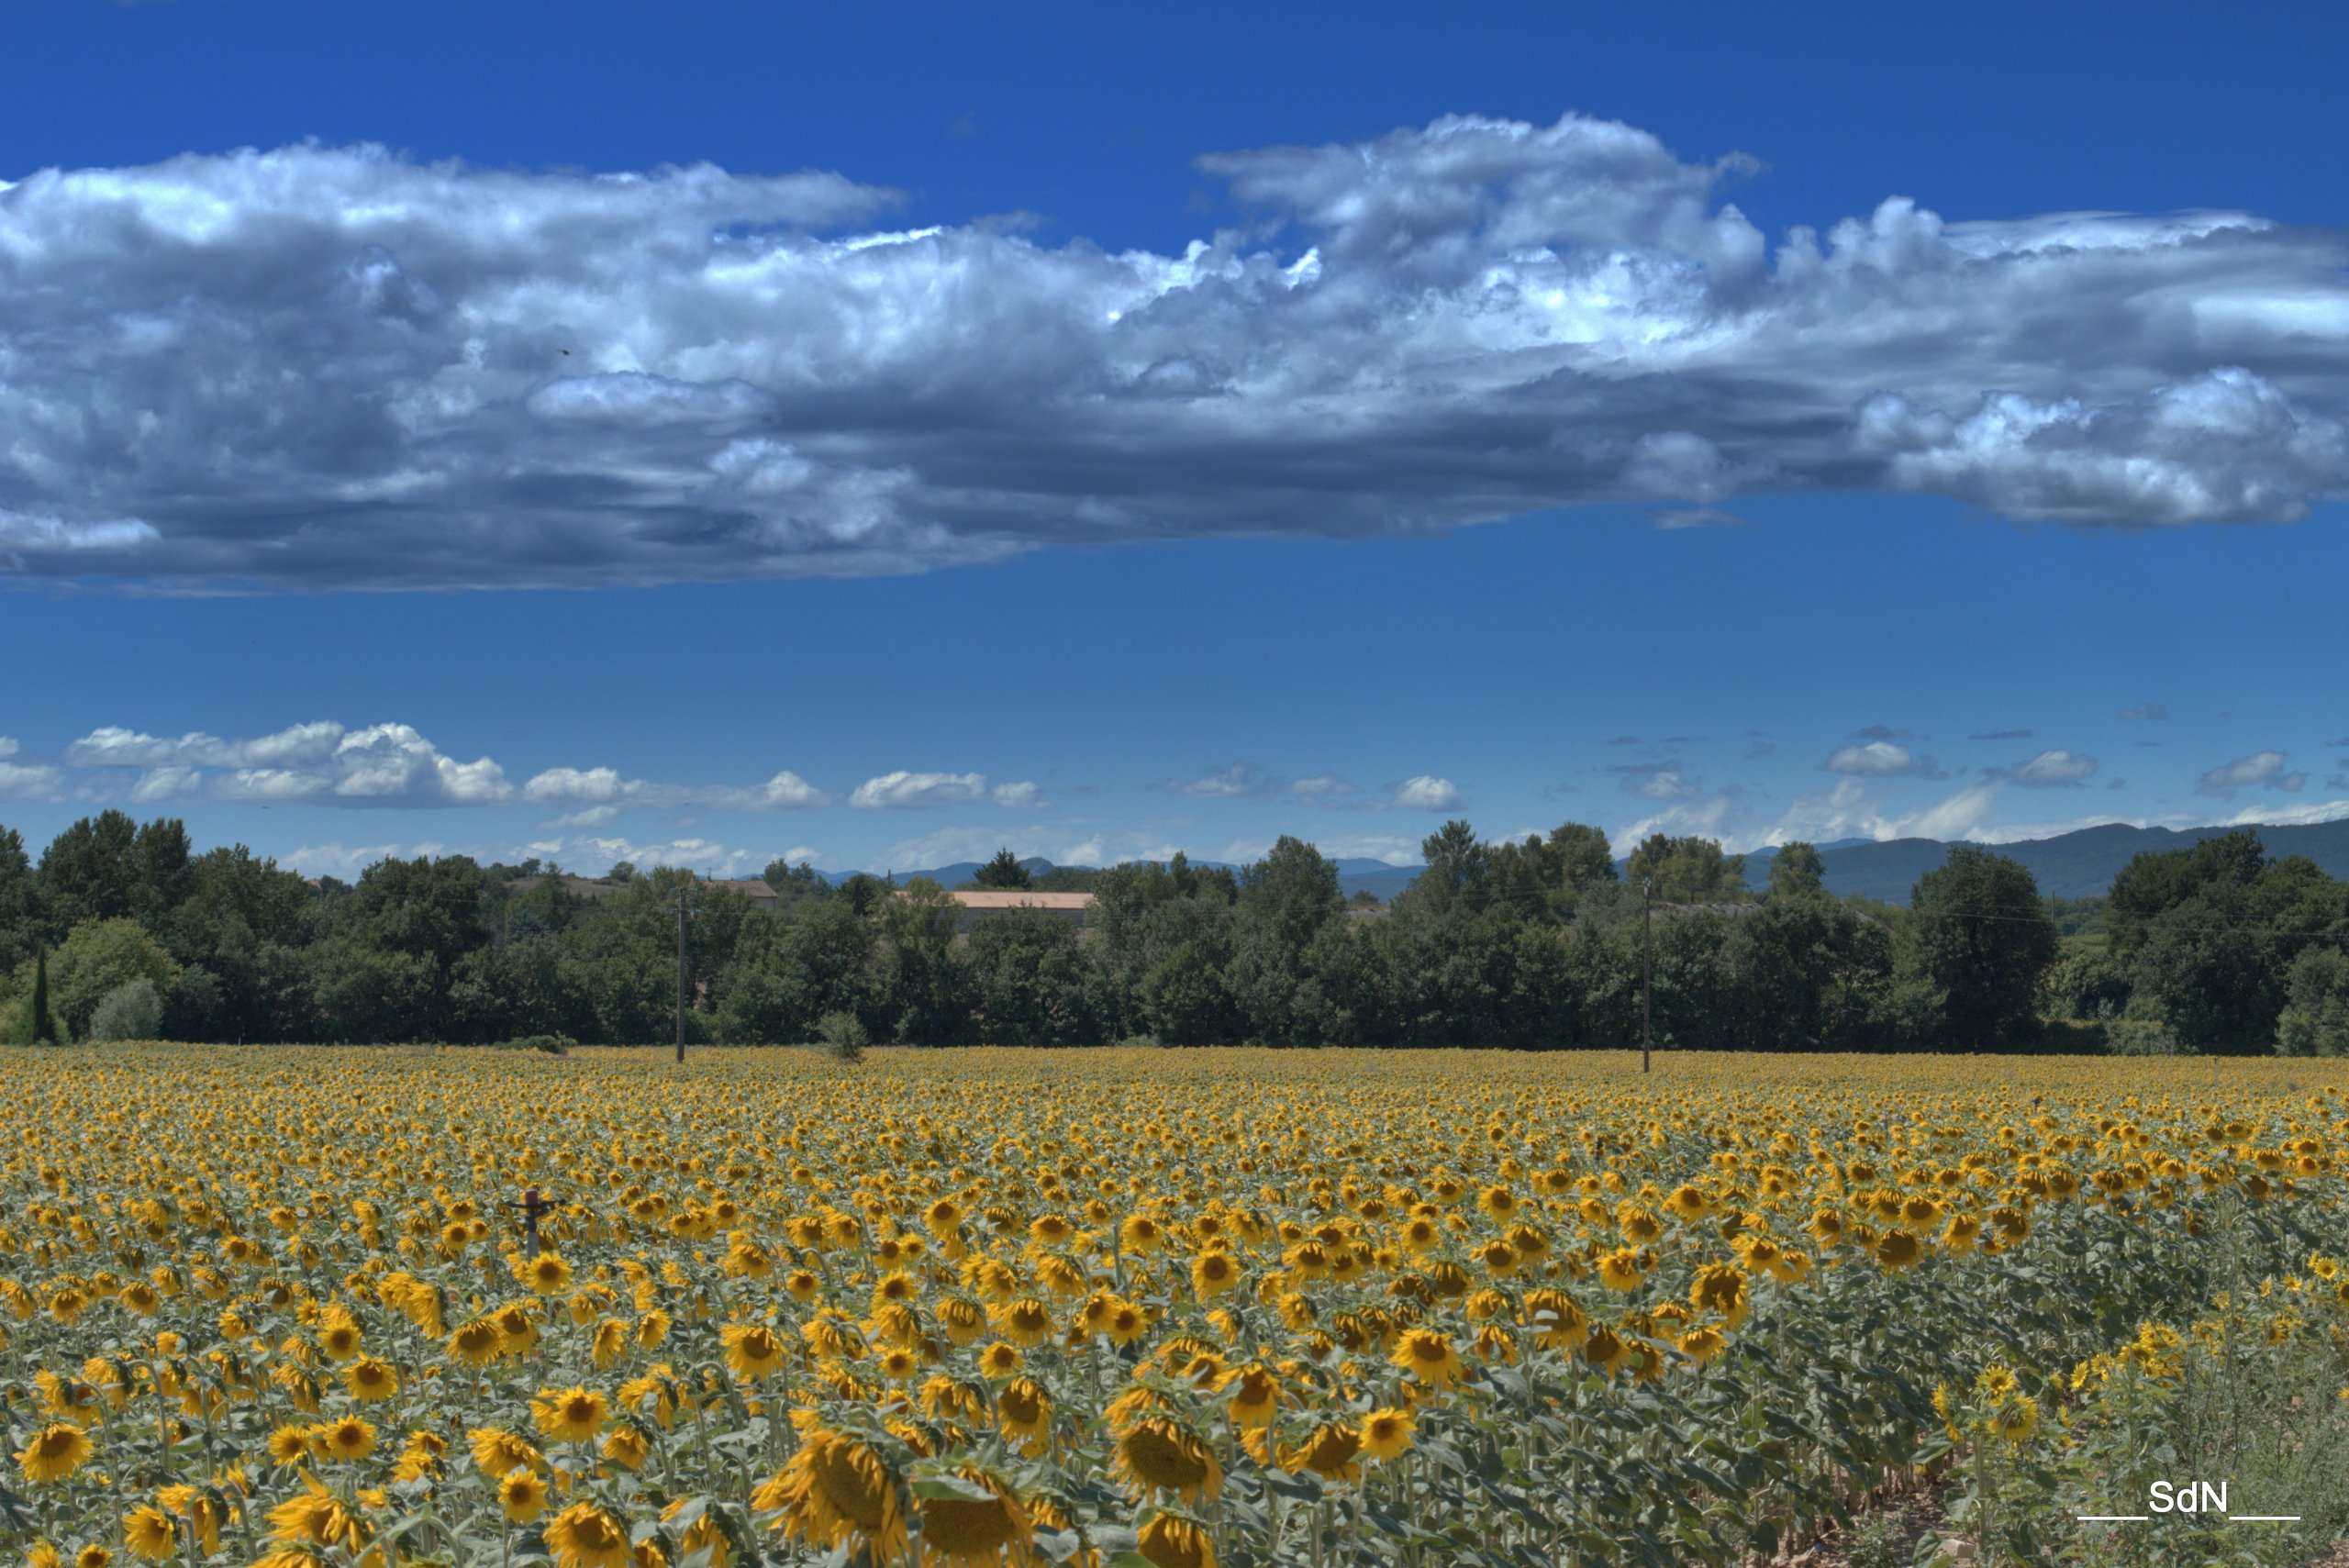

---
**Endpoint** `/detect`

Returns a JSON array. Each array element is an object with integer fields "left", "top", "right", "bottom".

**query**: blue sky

[{"left": 3, "top": 0, "right": 2346, "bottom": 877}]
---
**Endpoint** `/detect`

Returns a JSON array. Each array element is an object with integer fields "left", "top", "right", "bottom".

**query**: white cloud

[
  {"left": 282, "top": 841, "right": 406, "bottom": 878},
  {"left": 1174, "top": 764, "right": 1262, "bottom": 799},
  {"left": 850, "top": 771, "right": 988, "bottom": 809},
  {"left": 68, "top": 721, "right": 344, "bottom": 769},
  {"left": 0, "top": 738, "right": 16, "bottom": 758},
  {"left": 568, "top": 835, "right": 767, "bottom": 877},
  {"left": 548, "top": 806, "right": 623, "bottom": 829},
  {"left": 2198, "top": 749, "right": 2305, "bottom": 796},
  {"left": 1612, "top": 762, "right": 1696, "bottom": 800},
  {"left": 5, "top": 125, "right": 2348, "bottom": 590},
  {"left": 0, "top": 762, "right": 65, "bottom": 800},
  {"left": 1823, "top": 740, "right": 1943, "bottom": 778},
  {"left": 1392, "top": 776, "right": 1463, "bottom": 811},
  {"left": 991, "top": 781, "right": 1048, "bottom": 808},
  {"left": 521, "top": 764, "right": 829, "bottom": 811},
  {"left": 1289, "top": 774, "right": 1358, "bottom": 797},
  {"left": 2001, "top": 748, "right": 2099, "bottom": 787},
  {"left": 129, "top": 765, "right": 203, "bottom": 802},
  {"left": 68, "top": 719, "right": 506, "bottom": 806}
]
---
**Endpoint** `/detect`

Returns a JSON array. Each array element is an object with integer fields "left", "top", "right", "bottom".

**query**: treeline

[{"left": 2, "top": 811, "right": 2346, "bottom": 1053}]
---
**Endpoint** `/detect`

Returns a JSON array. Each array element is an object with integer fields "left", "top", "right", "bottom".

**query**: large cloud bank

[{"left": 4, "top": 116, "right": 2347, "bottom": 590}]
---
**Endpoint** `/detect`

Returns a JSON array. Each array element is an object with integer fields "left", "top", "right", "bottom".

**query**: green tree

[
  {"left": 1628, "top": 835, "right": 1747, "bottom": 904},
  {"left": 0, "top": 827, "right": 39, "bottom": 973},
  {"left": 6, "top": 949, "right": 60, "bottom": 1044},
  {"left": 1410, "top": 821, "right": 1490, "bottom": 917},
  {"left": 1766, "top": 842, "right": 1827, "bottom": 898},
  {"left": 1909, "top": 846, "right": 2058, "bottom": 1047},
  {"left": 874, "top": 879, "right": 974, "bottom": 1045},
  {"left": 89, "top": 978, "right": 164, "bottom": 1041},
  {"left": 2277, "top": 947, "right": 2349, "bottom": 1056},
  {"left": 1230, "top": 836, "right": 1344, "bottom": 1044},
  {"left": 50, "top": 916, "right": 182, "bottom": 1040},
  {"left": 968, "top": 906, "right": 1104, "bottom": 1045},
  {"left": 971, "top": 849, "right": 1034, "bottom": 890},
  {"left": 38, "top": 811, "right": 194, "bottom": 937}
]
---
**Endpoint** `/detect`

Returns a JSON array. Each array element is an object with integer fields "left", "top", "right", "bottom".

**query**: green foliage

[
  {"left": 1629, "top": 833, "right": 1748, "bottom": 904},
  {"left": 496, "top": 1032, "right": 573, "bottom": 1055},
  {"left": 1766, "top": 840, "right": 1827, "bottom": 898},
  {"left": 2275, "top": 945, "right": 2349, "bottom": 1055},
  {"left": 88, "top": 978, "right": 163, "bottom": 1041},
  {"left": 970, "top": 848, "right": 1033, "bottom": 890},
  {"left": 814, "top": 1009, "right": 868, "bottom": 1062},
  {"left": 5, "top": 949, "right": 62, "bottom": 1045},
  {"left": 1909, "top": 846, "right": 2059, "bottom": 1047},
  {"left": 49, "top": 916, "right": 181, "bottom": 1040}
]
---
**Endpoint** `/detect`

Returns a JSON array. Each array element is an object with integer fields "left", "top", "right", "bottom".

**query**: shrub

[
  {"left": 498, "top": 1034, "right": 573, "bottom": 1056},
  {"left": 814, "top": 1010, "right": 868, "bottom": 1062},
  {"left": 2106, "top": 1017, "right": 2188, "bottom": 1055},
  {"left": 88, "top": 979, "right": 163, "bottom": 1042}
]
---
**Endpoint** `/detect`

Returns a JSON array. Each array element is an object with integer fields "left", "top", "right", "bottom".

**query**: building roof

[{"left": 950, "top": 890, "right": 1095, "bottom": 910}]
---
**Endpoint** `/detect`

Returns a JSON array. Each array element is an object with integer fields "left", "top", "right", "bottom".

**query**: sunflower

[
  {"left": 1581, "top": 1324, "right": 1631, "bottom": 1376},
  {"left": 914, "top": 1466, "right": 1033, "bottom": 1566},
  {"left": 1224, "top": 1364, "right": 1280, "bottom": 1429},
  {"left": 1596, "top": 1247, "right": 1647, "bottom": 1292},
  {"left": 76, "top": 1548, "right": 112, "bottom": 1568},
  {"left": 521, "top": 1252, "right": 574, "bottom": 1296},
  {"left": 756, "top": 1428, "right": 909, "bottom": 1564},
  {"left": 17, "top": 1422, "right": 92, "bottom": 1484},
  {"left": 998, "top": 1298, "right": 1053, "bottom": 1347},
  {"left": 1390, "top": 1329, "right": 1465, "bottom": 1389},
  {"left": 1189, "top": 1251, "right": 1241, "bottom": 1299},
  {"left": 1359, "top": 1407, "right": 1417, "bottom": 1462},
  {"left": 1875, "top": 1229, "right": 1923, "bottom": 1273},
  {"left": 1137, "top": 1511, "right": 1217, "bottom": 1568},
  {"left": 1285, "top": 1420, "right": 1364, "bottom": 1481},
  {"left": 1687, "top": 1262, "right": 1750, "bottom": 1328},
  {"left": 121, "top": 1507, "right": 178, "bottom": 1564},
  {"left": 526, "top": 1385, "right": 610, "bottom": 1443},
  {"left": 996, "top": 1375, "right": 1052, "bottom": 1453},
  {"left": 978, "top": 1340, "right": 1023, "bottom": 1377},
  {"left": 1112, "top": 1418, "right": 1222, "bottom": 1502},
  {"left": 499, "top": 1467, "right": 550, "bottom": 1524},
  {"left": 722, "top": 1323, "right": 788, "bottom": 1382},
  {"left": 1990, "top": 1396, "right": 2040, "bottom": 1442},
  {"left": 1677, "top": 1326, "right": 1728, "bottom": 1362},
  {"left": 345, "top": 1357, "right": 398, "bottom": 1402},
  {"left": 659, "top": 1497, "right": 732, "bottom": 1568},
  {"left": 469, "top": 1427, "right": 545, "bottom": 1478},
  {"left": 266, "top": 1485, "right": 364, "bottom": 1551},
  {"left": 446, "top": 1318, "right": 503, "bottom": 1368},
  {"left": 319, "top": 1416, "right": 375, "bottom": 1462},
  {"left": 542, "top": 1502, "right": 632, "bottom": 1568}
]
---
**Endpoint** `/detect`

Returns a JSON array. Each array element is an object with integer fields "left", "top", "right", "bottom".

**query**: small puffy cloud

[
  {"left": 282, "top": 841, "right": 406, "bottom": 878},
  {"left": 0, "top": 762, "right": 65, "bottom": 799},
  {"left": 1173, "top": 763, "right": 1263, "bottom": 799},
  {"left": 1998, "top": 748, "right": 2099, "bottom": 788},
  {"left": 1289, "top": 774, "right": 1359, "bottom": 798},
  {"left": 850, "top": 771, "right": 988, "bottom": 809},
  {"left": 991, "top": 781, "right": 1048, "bottom": 808},
  {"left": 67, "top": 721, "right": 344, "bottom": 769},
  {"left": 1611, "top": 762, "right": 1697, "bottom": 800},
  {"left": 1648, "top": 506, "right": 1747, "bottom": 530},
  {"left": 77, "top": 720, "right": 508, "bottom": 806},
  {"left": 1392, "top": 775, "right": 1463, "bottom": 811},
  {"left": 1969, "top": 728, "right": 2033, "bottom": 740},
  {"left": 568, "top": 835, "right": 767, "bottom": 877},
  {"left": 1822, "top": 740, "right": 1944, "bottom": 778},
  {"left": 522, "top": 764, "right": 829, "bottom": 810},
  {"left": 549, "top": 805, "right": 623, "bottom": 829},
  {"left": 2119, "top": 703, "right": 2171, "bottom": 721},
  {"left": 2197, "top": 749, "right": 2305, "bottom": 796},
  {"left": 129, "top": 765, "right": 203, "bottom": 802},
  {"left": 0, "top": 738, "right": 16, "bottom": 758}
]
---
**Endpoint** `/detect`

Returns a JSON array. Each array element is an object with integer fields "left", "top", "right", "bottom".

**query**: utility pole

[
  {"left": 1641, "top": 877, "right": 1654, "bottom": 1074},
  {"left": 674, "top": 878, "right": 689, "bottom": 1064}
]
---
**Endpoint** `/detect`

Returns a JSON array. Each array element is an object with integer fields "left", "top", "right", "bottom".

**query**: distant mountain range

[{"left": 809, "top": 817, "right": 2349, "bottom": 906}]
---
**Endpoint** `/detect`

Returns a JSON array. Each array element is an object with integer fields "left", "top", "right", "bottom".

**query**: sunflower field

[{"left": 6, "top": 1045, "right": 2349, "bottom": 1568}]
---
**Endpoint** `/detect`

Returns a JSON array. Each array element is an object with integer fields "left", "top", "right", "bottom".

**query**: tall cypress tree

[{"left": 17, "top": 950, "right": 54, "bottom": 1045}]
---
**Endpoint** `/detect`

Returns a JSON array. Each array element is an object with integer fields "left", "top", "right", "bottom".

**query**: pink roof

[{"left": 950, "top": 890, "right": 1094, "bottom": 909}]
